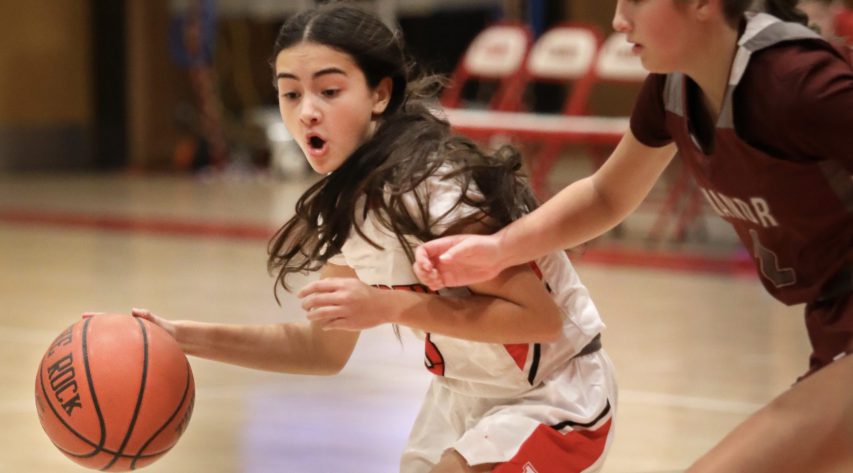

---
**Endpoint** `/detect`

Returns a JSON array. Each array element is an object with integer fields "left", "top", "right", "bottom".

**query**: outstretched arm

[
  {"left": 133, "top": 263, "right": 360, "bottom": 375},
  {"left": 415, "top": 131, "right": 677, "bottom": 289}
]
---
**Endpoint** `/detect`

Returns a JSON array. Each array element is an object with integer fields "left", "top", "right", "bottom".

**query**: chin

[
  {"left": 307, "top": 162, "right": 328, "bottom": 174},
  {"left": 308, "top": 160, "right": 341, "bottom": 175},
  {"left": 640, "top": 59, "right": 668, "bottom": 74}
]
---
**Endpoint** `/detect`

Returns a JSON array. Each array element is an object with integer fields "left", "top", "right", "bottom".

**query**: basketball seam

[
  {"left": 100, "top": 317, "right": 150, "bottom": 471},
  {"left": 83, "top": 317, "right": 109, "bottom": 456},
  {"left": 130, "top": 360, "right": 194, "bottom": 469},
  {"left": 53, "top": 442, "right": 173, "bottom": 459}
]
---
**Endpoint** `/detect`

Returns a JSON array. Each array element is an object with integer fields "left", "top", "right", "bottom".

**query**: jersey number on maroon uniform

[{"left": 749, "top": 229, "right": 796, "bottom": 288}]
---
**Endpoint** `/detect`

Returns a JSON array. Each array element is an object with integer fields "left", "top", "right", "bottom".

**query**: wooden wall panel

[{"left": 0, "top": 0, "right": 92, "bottom": 126}]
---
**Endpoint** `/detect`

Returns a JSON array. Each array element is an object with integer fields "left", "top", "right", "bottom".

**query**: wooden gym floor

[{"left": 0, "top": 172, "right": 809, "bottom": 472}]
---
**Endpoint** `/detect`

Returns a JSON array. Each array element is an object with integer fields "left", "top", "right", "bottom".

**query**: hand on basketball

[
  {"left": 413, "top": 233, "right": 505, "bottom": 290},
  {"left": 131, "top": 308, "right": 177, "bottom": 339},
  {"left": 298, "top": 278, "right": 389, "bottom": 331}
]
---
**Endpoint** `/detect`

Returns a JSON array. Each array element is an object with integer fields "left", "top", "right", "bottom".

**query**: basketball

[{"left": 34, "top": 314, "right": 195, "bottom": 471}]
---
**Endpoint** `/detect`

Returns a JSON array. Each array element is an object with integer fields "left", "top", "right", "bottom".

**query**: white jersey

[{"left": 329, "top": 165, "right": 605, "bottom": 398}]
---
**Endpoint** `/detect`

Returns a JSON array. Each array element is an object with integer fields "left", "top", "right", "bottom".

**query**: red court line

[
  {"left": 573, "top": 246, "right": 755, "bottom": 275},
  {"left": 0, "top": 208, "right": 753, "bottom": 275},
  {"left": 0, "top": 209, "right": 274, "bottom": 241}
]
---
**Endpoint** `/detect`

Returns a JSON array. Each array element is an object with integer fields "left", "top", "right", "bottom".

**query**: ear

[
  {"left": 371, "top": 77, "right": 393, "bottom": 116},
  {"left": 695, "top": 0, "right": 714, "bottom": 21}
]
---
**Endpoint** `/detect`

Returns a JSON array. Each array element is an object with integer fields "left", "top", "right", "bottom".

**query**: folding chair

[
  {"left": 505, "top": 22, "right": 603, "bottom": 114},
  {"left": 509, "top": 22, "right": 605, "bottom": 194},
  {"left": 439, "top": 21, "right": 533, "bottom": 112},
  {"left": 594, "top": 32, "right": 649, "bottom": 86},
  {"left": 528, "top": 31, "right": 646, "bottom": 197}
]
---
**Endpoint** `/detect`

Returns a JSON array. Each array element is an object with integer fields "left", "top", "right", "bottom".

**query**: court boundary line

[{"left": 0, "top": 208, "right": 755, "bottom": 275}]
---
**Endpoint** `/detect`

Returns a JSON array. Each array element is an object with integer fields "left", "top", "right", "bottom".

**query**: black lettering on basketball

[
  {"left": 48, "top": 327, "right": 73, "bottom": 356},
  {"left": 47, "top": 353, "right": 83, "bottom": 416},
  {"left": 47, "top": 354, "right": 74, "bottom": 389},
  {"left": 61, "top": 393, "right": 83, "bottom": 415},
  {"left": 54, "top": 376, "right": 76, "bottom": 395}
]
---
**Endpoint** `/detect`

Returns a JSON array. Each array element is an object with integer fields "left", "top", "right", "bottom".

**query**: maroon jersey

[{"left": 631, "top": 13, "right": 853, "bottom": 305}]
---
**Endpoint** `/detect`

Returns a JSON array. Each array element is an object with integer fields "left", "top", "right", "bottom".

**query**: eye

[
  {"left": 321, "top": 88, "right": 340, "bottom": 98},
  {"left": 280, "top": 91, "right": 301, "bottom": 101}
]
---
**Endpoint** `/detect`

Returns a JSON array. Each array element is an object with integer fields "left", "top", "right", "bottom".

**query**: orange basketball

[{"left": 34, "top": 314, "right": 195, "bottom": 471}]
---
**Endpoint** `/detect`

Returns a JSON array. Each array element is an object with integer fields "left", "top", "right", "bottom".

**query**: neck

[{"left": 683, "top": 20, "right": 740, "bottom": 120}]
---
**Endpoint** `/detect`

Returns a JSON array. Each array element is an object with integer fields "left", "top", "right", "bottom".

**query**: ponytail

[
  {"left": 763, "top": 0, "right": 809, "bottom": 25},
  {"left": 721, "top": 0, "right": 808, "bottom": 25}
]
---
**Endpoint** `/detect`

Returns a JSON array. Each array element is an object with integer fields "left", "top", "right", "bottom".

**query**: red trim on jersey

[
  {"left": 529, "top": 261, "right": 544, "bottom": 279},
  {"left": 372, "top": 284, "right": 446, "bottom": 376},
  {"left": 424, "top": 333, "right": 445, "bottom": 376},
  {"left": 499, "top": 262, "right": 548, "bottom": 373},
  {"left": 503, "top": 343, "right": 529, "bottom": 371},
  {"left": 492, "top": 418, "right": 612, "bottom": 473}
]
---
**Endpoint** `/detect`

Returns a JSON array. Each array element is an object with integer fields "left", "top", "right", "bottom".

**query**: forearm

[
  {"left": 496, "top": 137, "right": 677, "bottom": 267},
  {"left": 173, "top": 320, "right": 355, "bottom": 375},
  {"left": 496, "top": 176, "right": 625, "bottom": 267},
  {"left": 390, "top": 290, "right": 562, "bottom": 344}
]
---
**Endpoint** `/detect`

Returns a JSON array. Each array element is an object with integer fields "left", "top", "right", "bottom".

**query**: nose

[
  {"left": 299, "top": 96, "right": 321, "bottom": 126},
  {"left": 612, "top": 0, "right": 631, "bottom": 33}
]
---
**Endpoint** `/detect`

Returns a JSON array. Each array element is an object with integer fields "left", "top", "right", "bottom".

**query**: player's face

[
  {"left": 612, "top": 0, "right": 697, "bottom": 73},
  {"left": 274, "top": 42, "right": 390, "bottom": 174}
]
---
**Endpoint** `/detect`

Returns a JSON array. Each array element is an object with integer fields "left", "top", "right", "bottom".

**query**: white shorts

[{"left": 400, "top": 350, "right": 617, "bottom": 473}]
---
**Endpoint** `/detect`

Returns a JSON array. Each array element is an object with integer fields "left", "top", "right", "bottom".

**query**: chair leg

[{"left": 648, "top": 163, "right": 689, "bottom": 242}]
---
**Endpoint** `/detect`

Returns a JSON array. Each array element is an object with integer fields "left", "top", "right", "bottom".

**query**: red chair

[
  {"left": 504, "top": 22, "right": 604, "bottom": 114},
  {"left": 528, "top": 31, "right": 647, "bottom": 197},
  {"left": 509, "top": 23, "right": 605, "bottom": 194},
  {"left": 440, "top": 21, "right": 533, "bottom": 112}
]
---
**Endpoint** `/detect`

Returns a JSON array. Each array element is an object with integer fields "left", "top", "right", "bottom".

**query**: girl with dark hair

[
  {"left": 134, "top": 3, "right": 617, "bottom": 472},
  {"left": 416, "top": 0, "right": 852, "bottom": 472}
]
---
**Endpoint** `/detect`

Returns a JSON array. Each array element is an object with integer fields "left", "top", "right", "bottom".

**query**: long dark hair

[
  {"left": 267, "top": 3, "right": 537, "bottom": 296},
  {"left": 720, "top": 0, "right": 808, "bottom": 24}
]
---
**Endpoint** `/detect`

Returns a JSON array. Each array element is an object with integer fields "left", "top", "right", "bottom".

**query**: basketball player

[
  {"left": 414, "top": 1, "right": 852, "bottom": 472},
  {"left": 134, "top": 4, "right": 617, "bottom": 472}
]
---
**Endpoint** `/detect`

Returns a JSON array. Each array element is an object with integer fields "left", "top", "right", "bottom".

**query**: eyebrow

[{"left": 275, "top": 67, "right": 348, "bottom": 81}]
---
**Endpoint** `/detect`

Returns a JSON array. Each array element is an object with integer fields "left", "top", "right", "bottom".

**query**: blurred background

[
  {"left": 2, "top": 0, "right": 851, "bottom": 167},
  {"left": 0, "top": 0, "right": 621, "bottom": 172}
]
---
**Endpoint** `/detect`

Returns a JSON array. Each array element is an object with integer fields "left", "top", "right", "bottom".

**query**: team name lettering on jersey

[{"left": 699, "top": 188, "right": 779, "bottom": 228}]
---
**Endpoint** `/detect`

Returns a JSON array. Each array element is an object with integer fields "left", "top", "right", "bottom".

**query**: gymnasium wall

[{"left": 0, "top": 0, "right": 92, "bottom": 169}]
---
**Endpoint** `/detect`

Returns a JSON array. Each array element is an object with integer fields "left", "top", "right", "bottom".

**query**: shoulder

[
  {"left": 396, "top": 159, "right": 484, "bottom": 237},
  {"left": 406, "top": 160, "right": 482, "bottom": 213},
  {"left": 736, "top": 40, "right": 853, "bottom": 163},
  {"left": 742, "top": 40, "right": 853, "bottom": 112},
  {"left": 629, "top": 73, "right": 672, "bottom": 147}
]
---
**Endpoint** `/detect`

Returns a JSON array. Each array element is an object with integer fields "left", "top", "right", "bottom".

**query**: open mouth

[
  {"left": 309, "top": 136, "right": 326, "bottom": 150},
  {"left": 304, "top": 134, "right": 328, "bottom": 157}
]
